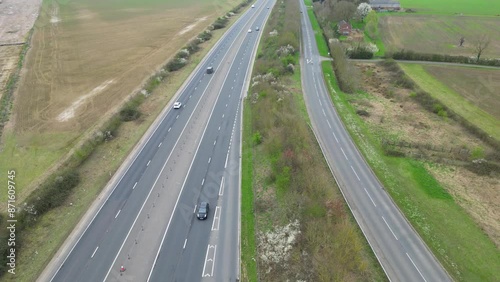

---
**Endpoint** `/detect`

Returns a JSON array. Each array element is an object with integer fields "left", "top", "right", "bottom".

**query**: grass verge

[
  {"left": 240, "top": 100, "right": 258, "bottom": 282},
  {"left": 400, "top": 63, "right": 500, "bottom": 142},
  {"left": 321, "top": 60, "right": 500, "bottom": 281}
]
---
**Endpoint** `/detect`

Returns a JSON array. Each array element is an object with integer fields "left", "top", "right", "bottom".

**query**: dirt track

[{"left": 0, "top": 0, "right": 43, "bottom": 98}]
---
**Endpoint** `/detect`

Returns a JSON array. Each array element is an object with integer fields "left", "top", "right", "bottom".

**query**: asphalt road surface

[
  {"left": 299, "top": 2, "right": 452, "bottom": 282},
  {"left": 45, "top": 1, "right": 274, "bottom": 282}
]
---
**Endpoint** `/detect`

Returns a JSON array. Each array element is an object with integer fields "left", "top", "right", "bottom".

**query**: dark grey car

[{"left": 197, "top": 202, "right": 209, "bottom": 220}]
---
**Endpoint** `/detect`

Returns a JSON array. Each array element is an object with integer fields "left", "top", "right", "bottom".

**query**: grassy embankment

[
  {"left": 400, "top": 63, "right": 500, "bottom": 142},
  {"left": 241, "top": 0, "right": 385, "bottom": 280}
]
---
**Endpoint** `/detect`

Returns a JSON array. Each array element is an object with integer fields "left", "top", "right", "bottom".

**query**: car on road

[
  {"left": 251, "top": 4, "right": 255, "bottom": 8},
  {"left": 197, "top": 202, "right": 209, "bottom": 220},
  {"left": 173, "top": 102, "right": 182, "bottom": 109},
  {"left": 206, "top": 66, "right": 214, "bottom": 74},
  {"left": 255, "top": 26, "right": 259, "bottom": 31},
  {"left": 248, "top": 29, "right": 252, "bottom": 33}
]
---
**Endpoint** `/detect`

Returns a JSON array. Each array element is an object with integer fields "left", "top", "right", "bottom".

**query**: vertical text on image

[{"left": 7, "top": 170, "right": 17, "bottom": 275}]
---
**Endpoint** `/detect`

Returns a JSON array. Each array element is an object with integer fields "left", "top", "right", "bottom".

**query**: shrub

[
  {"left": 253, "top": 132, "right": 263, "bottom": 145},
  {"left": 329, "top": 42, "right": 359, "bottom": 93},
  {"left": 213, "top": 17, "right": 229, "bottom": 30},
  {"left": 347, "top": 45, "right": 374, "bottom": 59},
  {"left": 19, "top": 170, "right": 80, "bottom": 228},
  {"left": 166, "top": 58, "right": 187, "bottom": 72}
]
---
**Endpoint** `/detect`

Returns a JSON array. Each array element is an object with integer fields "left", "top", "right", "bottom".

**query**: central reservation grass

[{"left": 400, "top": 63, "right": 500, "bottom": 142}]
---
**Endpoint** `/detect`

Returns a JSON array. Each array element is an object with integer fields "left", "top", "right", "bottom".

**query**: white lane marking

[
  {"left": 382, "top": 216, "right": 398, "bottom": 240},
  {"left": 218, "top": 126, "right": 221, "bottom": 131},
  {"left": 214, "top": 140, "right": 217, "bottom": 146},
  {"left": 219, "top": 177, "right": 225, "bottom": 196},
  {"left": 176, "top": 115, "right": 179, "bottom": 119},
  {"left": 340, "top": 147, "right": 348, "bottom": 160},
  {"left": 158, "top": 142, "right": 162, "bottom": 147},
  {"left": 351, "top": 166, "right": 360, "bottom": 181},
  {"left": 322, "top": 108, "right": 326, "bottom": 116},
  {"left": 132, "top": 182, "right": 137, "bottom": 190},
  {"left": 332, "top": 131, "right": 339, "bottom": 143},
  {"left": 319, "top": 99, "right": 322, "bottom": 106},
  {"left": 195, "top": 87, "right": 197, "bottom": 90},
  {"left": 115, "top": 210, "right": 121, "bottom": 219},
  {"left": 202, "top": 245, "right": 217, "bottom": 277},
  {"left": 208, "top": 157, "right": 211, "bottom": 163},
  {"left": 327, "top": 120, "right": 331, "bottom": 129},
  {"left": 201, "top": 178, "right": 205, "bottom": 186},
  {"left": 224, "top": 152, "right": 229, "bottom": 168},
  {"left": 183, "top": 239, "right": 187, "bottom": 249},
  {"left": 91, "top": 246, "right": 99, "bottom": 258},
  {"left": 226, "top": 104, "right": 228, "bottom": 107},
  {"left": 168, "top": 127, "right": 171, "bottom": 132},
  {"left": 364, "top": 188, "right": 377, "bottom": 207},
  {"left": 147, "top": 160, "right": 151, "bottom": 167},
  {"left": 222, "top": 114, "right": 225, "bottom": 118},
  {"left": 193, "top": 205, "right": 197, "bottom": 213},
  {"left": 211, "top": 206, "right": 221, "bottom": 231},
  {"left": 406, "top": 252, "right": 428, "bottom": 282}
]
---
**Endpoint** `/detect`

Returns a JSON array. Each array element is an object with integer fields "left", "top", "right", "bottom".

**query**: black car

[
  {"left": 197, "top": 202, "right": 209, "bottom": 220},
  {"left": 206, "top": 66, "right": 214, "bottom": 74}
]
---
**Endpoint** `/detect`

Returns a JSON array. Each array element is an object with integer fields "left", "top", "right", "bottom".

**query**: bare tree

[
  {"left": 333, "top": 1, "right": 357, "bottom": 22},
  {"left": 474, "top": 35, "right": 490, "bottom": 62}
]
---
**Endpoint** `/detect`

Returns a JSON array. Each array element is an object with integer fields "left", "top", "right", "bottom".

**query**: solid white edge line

[{"left": 201, "top": 245, "right": 212, "bottom": 277}]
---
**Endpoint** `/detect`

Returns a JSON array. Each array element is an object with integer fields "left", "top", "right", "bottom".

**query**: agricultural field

[
  {"left": 422, "top": 65, "right": 500, "bottom": 120},
  {"left": 399, "top": 0, "right": 500, "bottom": 16},
  {"left": 379, "top": 15, "right": 500, "bottom": 58},
  {"left": 0, "top": 0, "right": 238, "bottom": 204},
  {"left": 400, "top": 63, "right": 500, "bottom": 141},
  {"left": 0, "top": 0, "right": 43, "bottom": 99}
]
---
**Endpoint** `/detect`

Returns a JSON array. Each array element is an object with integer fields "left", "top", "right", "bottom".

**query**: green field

[
  {"left": 400, "top": 0, "right": 500, "bottom": 16},
  {"left": 400, "top": 63, "right": 500, "bottom": 141},
  {"left": 379, "top": 15, "right": 500, "bottom": 58}
]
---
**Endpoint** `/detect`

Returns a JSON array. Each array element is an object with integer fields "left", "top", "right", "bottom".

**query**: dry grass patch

[{"left": 355, "top": 62, "right": 500, "bottom": 248}]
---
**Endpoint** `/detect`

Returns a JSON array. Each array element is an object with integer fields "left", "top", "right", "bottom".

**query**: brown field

[
  {"left": 0, "top": 46, "right": 22, "bottom": 96},
  {"left": 422, "top": 65, "right": 500, "bottom": 119},
  {"left": 0, "top": 0, "right": 237, "bottom": 204},
  {"left": 0, "top": 0, "right": 43, "bottom": 100},
  {"left": 355, "top": 62, "right": 500, "bottom": 247},
  {"left": 379, "top": 15, "right": 500, "bottom": 58}
]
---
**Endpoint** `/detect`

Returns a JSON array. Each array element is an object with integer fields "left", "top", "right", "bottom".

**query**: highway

[
  {"left": 43, "top": 1, "right": 274, "bottom": 281},
  {"left": 298, "top": 1, "right": 452, "bottom": 282}
]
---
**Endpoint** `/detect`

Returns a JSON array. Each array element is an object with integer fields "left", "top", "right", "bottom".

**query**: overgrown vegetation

[
  {"left": 0, "top": 31, "right": 33, "bottom": 140},
  {"left": 241, "top": 0, "right": 384, "bottom": 280},
  {"left": 328, "top": 42, "right": 360, "bottom": 93},
  {"left": 389, "top": 49, "right": 500, "bottom": 67}
]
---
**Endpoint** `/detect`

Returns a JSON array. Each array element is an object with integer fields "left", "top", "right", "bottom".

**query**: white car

[
  {"left": 248, "top": 29, "right": 252, "bottom": 33},
  {"left": 251, "top": 4, "right": 255, "bottom": 8},
  {"left": 173, "top": 102, "right": 182, "bottom": 109}
]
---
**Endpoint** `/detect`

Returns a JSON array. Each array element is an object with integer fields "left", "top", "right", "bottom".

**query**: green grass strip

[
  {"left": 240, "top": 100, "right": 258, "bottom": 282},
  {"left": 401, "top": 63, "right": 500, "bottom": 141}
]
